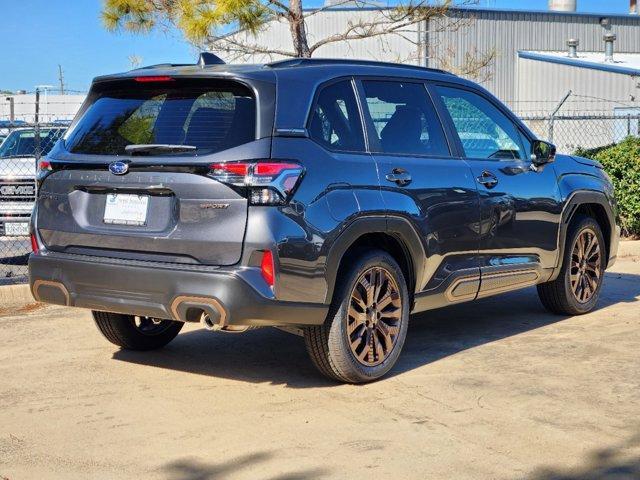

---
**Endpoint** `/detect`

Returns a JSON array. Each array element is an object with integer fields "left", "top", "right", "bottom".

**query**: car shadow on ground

[
  {"left": 159, "top": 452, "right": 329, "bottom": 480},
  {"left": 155, "top": 434, "right": 640, "bottom": 480},
  {"left": 112, "top": 271, "right": 640, "bottom": 387},
  {"left": 523, "top": 431, "right": 640, "bottom": 480}
]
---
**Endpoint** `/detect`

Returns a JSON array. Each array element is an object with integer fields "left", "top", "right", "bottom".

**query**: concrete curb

[
  {"left": 0, "top": 283, "right": 36, "bottom": 309},
  {"left": 618, "top": 240, "right": 640, "bottom": 258}
]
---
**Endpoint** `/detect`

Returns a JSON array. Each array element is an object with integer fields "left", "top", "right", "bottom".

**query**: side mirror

[{"left": 531, "top": 140, "right": 556, "bottom": 167}]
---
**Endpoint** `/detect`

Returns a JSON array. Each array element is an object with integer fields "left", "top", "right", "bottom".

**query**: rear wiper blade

[{"left": 124, "top": 144, "right": 197, "bottom": 155}]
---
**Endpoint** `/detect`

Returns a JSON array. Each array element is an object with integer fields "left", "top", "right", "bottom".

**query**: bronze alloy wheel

[
  {"left": 347, "top": 266, "right": 402, "bottom": 366},
  {"left": 133, "top": 316, "right": 176, "bottom": 335},
  {"left": 570, "top": 227, "right": 602, "bottom": 304}
]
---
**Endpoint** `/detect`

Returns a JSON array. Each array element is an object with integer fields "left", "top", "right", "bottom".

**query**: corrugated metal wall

[
  {"left": 234, "top": 10, "right": 418, "bottom": 63},
  {"left": 428, "top": 9, "right": 640, "bottom": 103},
  {"left": 232, "top": 8, "right": 640, "bottom": 103},
  {"left": 516, "top": 57, "right": 639, "bottom": 113}
]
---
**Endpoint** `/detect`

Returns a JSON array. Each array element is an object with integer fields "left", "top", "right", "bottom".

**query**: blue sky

[{"left": 2, "top": 0, "right": 634, "bottom": 93}]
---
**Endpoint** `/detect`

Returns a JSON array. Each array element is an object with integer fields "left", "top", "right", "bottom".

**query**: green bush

[{"left": 576, "top": 137, "right": 640, "bottom": 238}]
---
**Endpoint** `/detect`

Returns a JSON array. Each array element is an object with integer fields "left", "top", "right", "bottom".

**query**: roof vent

[
  {"left": 198, "top": 52, "right": 225, "bottom": 67},
  {"left": 567, "top": 38, "right": 579, "bottom": 58},
  {"left": 604, "top": 33, "right": 616, "bottom": 63}
]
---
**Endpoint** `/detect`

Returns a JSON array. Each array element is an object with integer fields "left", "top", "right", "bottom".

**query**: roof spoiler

[
  {"left": 125, "top": 52, "right": 226, "bottom": 73},
  {"left": 198, "top": 52, "right": 225, "bottom": 67}
]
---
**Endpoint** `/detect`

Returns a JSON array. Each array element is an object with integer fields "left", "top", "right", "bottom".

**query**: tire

[
  {"left": 304, "top": 250, "right": 410, "bottom": 383},
  {"left": 92, "top": 311, "right": 184, "bottom": 350},
  {"left": 537, "top": 215, "right": 607, "bottom": 315}
]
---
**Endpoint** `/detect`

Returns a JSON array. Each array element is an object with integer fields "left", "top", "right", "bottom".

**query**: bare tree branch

[
  {"left": 102, "top": 0, "right": 495, "bottom": 79},
  {"left": 205, "top": 29, "right": 297, "bottom": 59}
]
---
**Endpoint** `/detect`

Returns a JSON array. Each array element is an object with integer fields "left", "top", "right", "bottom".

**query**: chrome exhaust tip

[
  {"left": 200, "top": 313, "right": 254, "bottom": 333},
  {"left": 200, "top": 313, "right": 219, "bottom": 331}
]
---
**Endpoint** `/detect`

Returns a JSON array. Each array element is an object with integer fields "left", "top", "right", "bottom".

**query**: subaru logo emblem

[{"left": 109, "top": 161, "right": 129, "bottom": 175}]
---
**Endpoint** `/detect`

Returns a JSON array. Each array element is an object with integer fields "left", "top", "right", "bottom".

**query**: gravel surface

[{"left": 1, "top": 255, "right": 639, "bottom": 480}]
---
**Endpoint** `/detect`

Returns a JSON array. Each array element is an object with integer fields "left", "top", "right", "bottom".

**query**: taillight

[
  {"left": 38, "top": 160, "right": 52, "bottom": 171},
  {"left": 208, "top": 161, "right": 303, "bottom": 205},
  {"left": 260, "top": 250, "right": 275, "bottom": 287},
  {"left": 36, "top": 159, "right": 53, "bottom": 193},
  {"left": 30, "top": 233, "right": 39, "bottom": 254}
]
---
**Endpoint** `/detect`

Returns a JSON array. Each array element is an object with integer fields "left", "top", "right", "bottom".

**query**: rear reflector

[
  {"left": 134, "top": 76, "right": 174, "bottom": 83},
  {"left": 261, "top": 250, "right": 275, "bottom": 287},
  {"left": 30, "top": 233, "right": 39, "bottom": 254}
]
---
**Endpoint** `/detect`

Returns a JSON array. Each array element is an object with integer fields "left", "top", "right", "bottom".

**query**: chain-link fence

[
  {"left": 519, "top": 113, "right": 640, "bottom": 154},
  {"left": 0, "top": 91, "right": 84, "bottom": 282},
  {"left": 512, "top": 94, "right": 640, "bottom": 152},
  {"left": 0, "top": 121, "right": 70, "bottom": 283}
]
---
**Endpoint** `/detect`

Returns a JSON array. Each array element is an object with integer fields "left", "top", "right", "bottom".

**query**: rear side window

[
  {"left": 362, "top": 81, "right": 449, "bottom": 157},
  {"left": 65, "top": 79, "right": 256, "bottom": 155},
  {"left": 308, "top": 80, "right": 365, "bottom": 152}
]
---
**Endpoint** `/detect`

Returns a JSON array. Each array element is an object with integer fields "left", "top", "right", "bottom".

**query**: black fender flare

[
  {"left": 551, "top": 190, "right": 617, "bottom": 281},
  {"left": 323, "top": 215, "right": 426, "bottom": 304}
]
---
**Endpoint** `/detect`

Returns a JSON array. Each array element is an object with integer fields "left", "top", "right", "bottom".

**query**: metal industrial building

[
  {"left": 235, "top": 4, "right": 640, "bottom": 109},
  {"left": 514, "top": 49, "right": 640, "bottom": 151},
  {"left": 517, "top": 50, "right": 640, "bottom": 112}
]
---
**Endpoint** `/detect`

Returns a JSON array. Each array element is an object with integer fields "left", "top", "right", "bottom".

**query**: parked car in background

[
  {"left": 29, "top": 57, "right": 619, "bottom": 382},
  {"left": 0, "top": 127, "right": 65, "bottom": 260}
]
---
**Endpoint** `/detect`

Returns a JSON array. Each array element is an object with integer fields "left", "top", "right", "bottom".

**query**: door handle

[
  {"left": 477, "top": 171, "right": 498, "bottom": 189},
  {"left": 386, "top": 168, "right": 412, "bottom": 186}
]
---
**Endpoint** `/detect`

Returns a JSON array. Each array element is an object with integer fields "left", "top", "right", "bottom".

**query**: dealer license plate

[{"left": 103, "top": 194, "right": 149, "bottom": 226}]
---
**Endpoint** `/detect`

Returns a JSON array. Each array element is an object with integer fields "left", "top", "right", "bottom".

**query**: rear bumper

[{"left": 28, "top": 251, "right": 328, "bottom": 327}]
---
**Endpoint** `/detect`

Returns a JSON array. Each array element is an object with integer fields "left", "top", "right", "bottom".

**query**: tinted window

[
  {"left": 308, "top": 80, "right": 364, "bottom": 152},
  {"left": 436, "top": 86, "right": 525, "bottom": 160},
  {"left": 362, "top": 81, "right": 449, "bottom": 157},
  {"left": 0, "top": 128, "right": 65, "bottom": 158},
  {"left": 65, "top": 80, "right": 256, "bottom": 155}
]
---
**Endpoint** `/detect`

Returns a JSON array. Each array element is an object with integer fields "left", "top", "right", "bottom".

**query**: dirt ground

[{"left": 1, "top": 253, "right": 639, "bottom": 480}]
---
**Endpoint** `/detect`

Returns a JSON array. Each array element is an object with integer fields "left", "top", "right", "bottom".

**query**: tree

[{"left": 102, "top": 0, "right": 494, "bottom": 80}]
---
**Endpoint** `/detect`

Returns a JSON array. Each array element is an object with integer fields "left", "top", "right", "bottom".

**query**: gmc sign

[{"left": 0, "top": 184, "right": 36, "bottom": 197}]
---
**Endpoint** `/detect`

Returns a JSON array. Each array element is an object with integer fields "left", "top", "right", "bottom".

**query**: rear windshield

[{"left": 65, "top": 79, "right": 256, "bottom": 155}]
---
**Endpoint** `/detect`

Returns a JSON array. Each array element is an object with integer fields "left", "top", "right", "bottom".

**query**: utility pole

[
  {"left": 58, "top": 65, "right": 65, "bottom": 95},
  {"left": 34, "top": 88, "right": 41, "bottom": 161},
  {"left": 34, "top": 88, "right": 40, "bottom": 124},
  {"left": 5, "top": 97, "right": 14, "bottom": 123}
]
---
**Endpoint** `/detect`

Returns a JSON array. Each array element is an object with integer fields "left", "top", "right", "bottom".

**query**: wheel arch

[
  {"left": 551, "top": 190, "right": 618, "bottom": 281},
  {"left": 324, "top": 215, "right": 426, "bottom": 306}
]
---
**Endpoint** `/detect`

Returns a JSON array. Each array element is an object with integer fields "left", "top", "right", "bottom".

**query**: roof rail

[
  {"left": 266, "top": 58, "right": 454, "bottom": 75},
  {"left": 198, "top": 52, "right": 226, "bottom": 67}
]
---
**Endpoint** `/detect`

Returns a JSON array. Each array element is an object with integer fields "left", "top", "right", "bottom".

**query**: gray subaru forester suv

[{"left": 29, "top": 55, "right": 619, "bottom": 383}]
